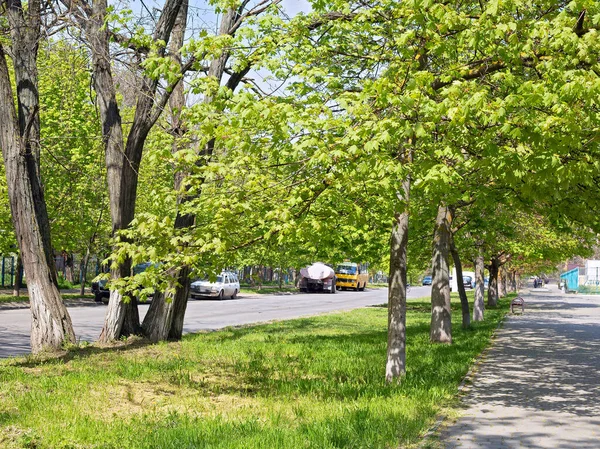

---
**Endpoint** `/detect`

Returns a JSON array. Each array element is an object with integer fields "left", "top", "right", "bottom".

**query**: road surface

[{"left": 0, "top": 285, "right": 432, "bottom": 358}]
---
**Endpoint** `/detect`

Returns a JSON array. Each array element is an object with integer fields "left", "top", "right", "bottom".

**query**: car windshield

[
  {"left": 336, "top": 265, "right": 357, "bottom": 275},
  {"left": 464, "top": 276, "right": 472, "bottom": 282},
  {"left": 198, "top": 276, "right": 223, "bottom": 283}
]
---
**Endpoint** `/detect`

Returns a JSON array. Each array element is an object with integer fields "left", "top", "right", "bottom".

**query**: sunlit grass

[
  {"left": 0, "top": 295, "right": 510, "bottom": 449},
  {"left": 0, "top": 293, "right": 94, "bottom": 304}
]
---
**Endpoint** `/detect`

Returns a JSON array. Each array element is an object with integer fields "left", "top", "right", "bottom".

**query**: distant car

[
  {"left": 91, "top": 277, "right": 110, "bottom": 303},
  {"left": 462, "top": 275, "right": 473, "bottom": 289},
  {"left": 422, "top": 276, "right": 432, "bottom": 286},
  {"left": 190, "top": 272, "right": 240, "bottom": 300}
]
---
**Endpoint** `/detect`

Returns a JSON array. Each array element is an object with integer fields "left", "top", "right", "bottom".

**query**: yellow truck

[{"left": 335, "top": 262, "right": 368, "bottom": 291}]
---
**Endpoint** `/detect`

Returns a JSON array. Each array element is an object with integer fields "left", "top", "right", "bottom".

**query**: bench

[{"left": 511, "top": 296, "right": 525, "bottom": 313}]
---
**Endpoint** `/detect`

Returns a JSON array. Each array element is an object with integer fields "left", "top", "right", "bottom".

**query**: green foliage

[{"left": 38, "top": 41, "right": 111, "bottom": 257}]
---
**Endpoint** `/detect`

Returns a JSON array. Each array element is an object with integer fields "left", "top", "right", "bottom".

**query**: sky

[
  {"left": 122, "top": 0, "right": 312, "bottom": 33},
  {"left": 109, "top": 0, "right": 314, "bottom": 98}
]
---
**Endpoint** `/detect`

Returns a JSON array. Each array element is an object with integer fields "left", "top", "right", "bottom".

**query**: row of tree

[{"left": 1, "top": 1, "right": 599, "bottom": 382}]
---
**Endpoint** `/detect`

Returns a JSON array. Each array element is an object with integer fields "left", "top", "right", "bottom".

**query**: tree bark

[
  {"left": 450, "top": 234, "right": 470, "bottom": 329},
  {"left": 0, "top": 9, "right": 75, "bottom": 352},
  {"left": 13, "top": 254, "right": 23, "bottom": 297},
  {"left": 487, "top": 257, "right": 500, "bottom": 307},
  {"left": 84, "top": 0, "right": 184, "bottom": 341},
  {"left": 87, "top": 0, "right": 131, "bottom": 342},
  {"left": 499, "top": 266, "right": 508, "bottom": 297},
  {"left": 473, "top": 247, "right": 485, "bottom": 321},
  {"left": 385, "top": 177, "right": 409, "bottom": 382},
  {"left": 430, "top": 205, "right": 453, "bottom": 343}
]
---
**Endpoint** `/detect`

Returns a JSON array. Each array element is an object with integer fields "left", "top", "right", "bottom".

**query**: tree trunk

[
  {"left": 430, "top": 205, "right": 453, "bottom": 343},
  {"left": 473, "top": 247, "right": 485, "bottom": 322},
  {"left": 141, "top": 0, "right": 194, "bottom": 341},
  {"left": 499, "top": 266, "right": 508, "bottom": 297},
  {"left": 487, "top": 257, "right": 500, "bottom": 307},
  {"left": 386, "top": 177, "right": 409, "bottom": 382},
  {"left": 450, "top": 235, "right": 470, "bottom": 329},
  {"left": 79, "top": 248, "right": 90, "bottom": 297},
  {"left": 87, "top": 0, "right": 184, "bottom": 341},
  {"left": 0, "top": 23, "right": 75, "bottom": 352},
  {"left": 13, "top": 254, "right": 23, "bottom": 297}
]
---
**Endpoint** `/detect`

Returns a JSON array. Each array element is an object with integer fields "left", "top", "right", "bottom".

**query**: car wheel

[
  {"left": 231, "top": 289, "right": 238, "bottom": 299},
  {"left": 218, "top": 290, "right": 224, "bottom": 300},
  {"left": 94, "top": 292, "right": 103, "bottom": 303}
]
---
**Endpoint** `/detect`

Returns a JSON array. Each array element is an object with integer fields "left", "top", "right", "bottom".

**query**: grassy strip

[
  {"left": 240, "top": 287, "right": 297, "bottom": 295},
  {"left": 0, "top": 295, "right": 510, "bottom": 449},
  {"left": 0, "top": 293, "right": 94, "bottom": 304}
]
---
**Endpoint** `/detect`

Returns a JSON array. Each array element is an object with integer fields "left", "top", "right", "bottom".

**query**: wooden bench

[{"left": 511, "top": 296, "right": 525, "bottom": 313}]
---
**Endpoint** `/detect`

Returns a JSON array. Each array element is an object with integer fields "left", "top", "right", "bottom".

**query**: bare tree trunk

[
  {"left": 279, "top": 266, "right": 283, "bottom": 289},
  {"left": 450, "top": 235, "right": 470, "bottom": 329},
  {"left": 0, "top": 6, "right": 75, "bottom": 351},
  {"left": 512, "top": 271, "right": 519, "bottom": 292},
  {"left": 13, "top": 254, "right": 23, "bottom": 297},
  {"left": 473, "top": 247, "right": 485, "bottom": 322},
  {"left": 498, "top": 266, "right": 507, "bottom": 297},
  {"left": 386, "top": 177, "right": 409, "bottom": 382},
  {"left": 487, "top": 257, "right": 500, "bottom": 307},
  {"left": 79, "top": 248, "right": 90, "bottom": 296},
  {"left": 430, "top": 205, "right": 453, "bottom": 343},
  {"left": 84, "top": 0, "right": 184, "bottom": 341}
]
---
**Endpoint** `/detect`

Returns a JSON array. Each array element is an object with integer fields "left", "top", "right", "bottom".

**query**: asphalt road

[{"left": 0, "top": 285, "right": 432, "bottom": 358}]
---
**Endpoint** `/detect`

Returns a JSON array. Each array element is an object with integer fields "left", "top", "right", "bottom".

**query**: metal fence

[
  {"left": 0, "top": 255, "right": 105, "bottom": 288},
  {"left": 0, "top": 256, "right": 17, "bottom": 288}
]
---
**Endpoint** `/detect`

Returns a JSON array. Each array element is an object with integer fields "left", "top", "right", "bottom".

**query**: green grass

[
  {"left": 0, "top": 293, "right": 94, "bottom": 303},
  {"left": 0, "top": 295, "right": 510, "bottom": 449},
  {"left": 240, "top": 286, "right": 298, "bottom": 295}
]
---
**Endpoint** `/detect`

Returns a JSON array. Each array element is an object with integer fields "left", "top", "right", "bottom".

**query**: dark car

[
  {"left": 91, "top": 263, "right": 157, "bottom": 304},
  {"left": 422, "top": 275, "right": 432, "bottom": 286},
  {"left": 91, "top": 278, "right": 110, "bottom": 303}
]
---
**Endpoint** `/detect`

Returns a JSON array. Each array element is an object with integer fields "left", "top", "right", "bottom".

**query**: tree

[{"left": 0, "top": 0, "right": 75, "bottom": 352}]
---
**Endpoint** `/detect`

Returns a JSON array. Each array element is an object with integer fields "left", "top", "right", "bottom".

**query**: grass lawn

[
  {"left": 240, "top": 286, "right": 297, "bottom": 295},
  {"left": 0, "top": 294, "right": 509, "bottom": 449},
  {"left": 0, "top": 293, "right": 94, "bottom": 304}
]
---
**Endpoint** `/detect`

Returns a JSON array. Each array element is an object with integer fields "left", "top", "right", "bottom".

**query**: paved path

[{"left": 441, "top": 288, "right": 600, "bottom": 448}]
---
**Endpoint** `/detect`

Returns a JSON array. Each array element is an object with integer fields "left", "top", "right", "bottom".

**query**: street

[{"left": 0, "top": 286, "right": 432, "bottom": 358}]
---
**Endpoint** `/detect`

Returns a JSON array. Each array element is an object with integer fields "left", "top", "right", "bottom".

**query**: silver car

[{"left": 190, "top": 272, "right": 240, "bottom": 300}]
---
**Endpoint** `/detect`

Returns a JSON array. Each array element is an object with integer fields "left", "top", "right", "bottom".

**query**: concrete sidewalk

[{"left": 440, "top": 290, "right": 600, "bottom": 449}]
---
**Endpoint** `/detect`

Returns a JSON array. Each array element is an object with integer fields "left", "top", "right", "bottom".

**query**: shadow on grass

[{"left": 8, "top": 337, "right": 156, "bottom": 368}]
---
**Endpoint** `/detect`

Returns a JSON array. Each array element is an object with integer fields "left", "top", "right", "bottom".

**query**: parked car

[
  {"left": 462, "top": 275, "right": 474, "bottom": 289},
  {"left": 91, "top": 277, "right": 109, "bottom": 303},
  {"left": 422, "top": 275, "right": 432, "bottom": 286},
  {"left": 91, "top": 262, "right": 158, "bottom": 305},
  {"left": 190, "top": 272, "right": 240, "bottom": 300}
]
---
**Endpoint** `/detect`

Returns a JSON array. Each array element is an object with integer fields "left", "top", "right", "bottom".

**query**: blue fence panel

[{"left": 560, "top": 267, "right": 579, "bottom": 291}]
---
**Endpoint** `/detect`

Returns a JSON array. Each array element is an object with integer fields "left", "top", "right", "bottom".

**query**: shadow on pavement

[{"left": 441, "top": 294, "right": 600, "bottom": 448}]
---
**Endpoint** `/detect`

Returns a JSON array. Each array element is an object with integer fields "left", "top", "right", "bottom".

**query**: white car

[{"left": 190, "top": 272, "right": 240, "bottom": 300}]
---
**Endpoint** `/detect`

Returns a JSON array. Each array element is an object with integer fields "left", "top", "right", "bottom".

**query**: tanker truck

[{"left": 298, "top": 262, "right": 336, "bottom": 294}]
